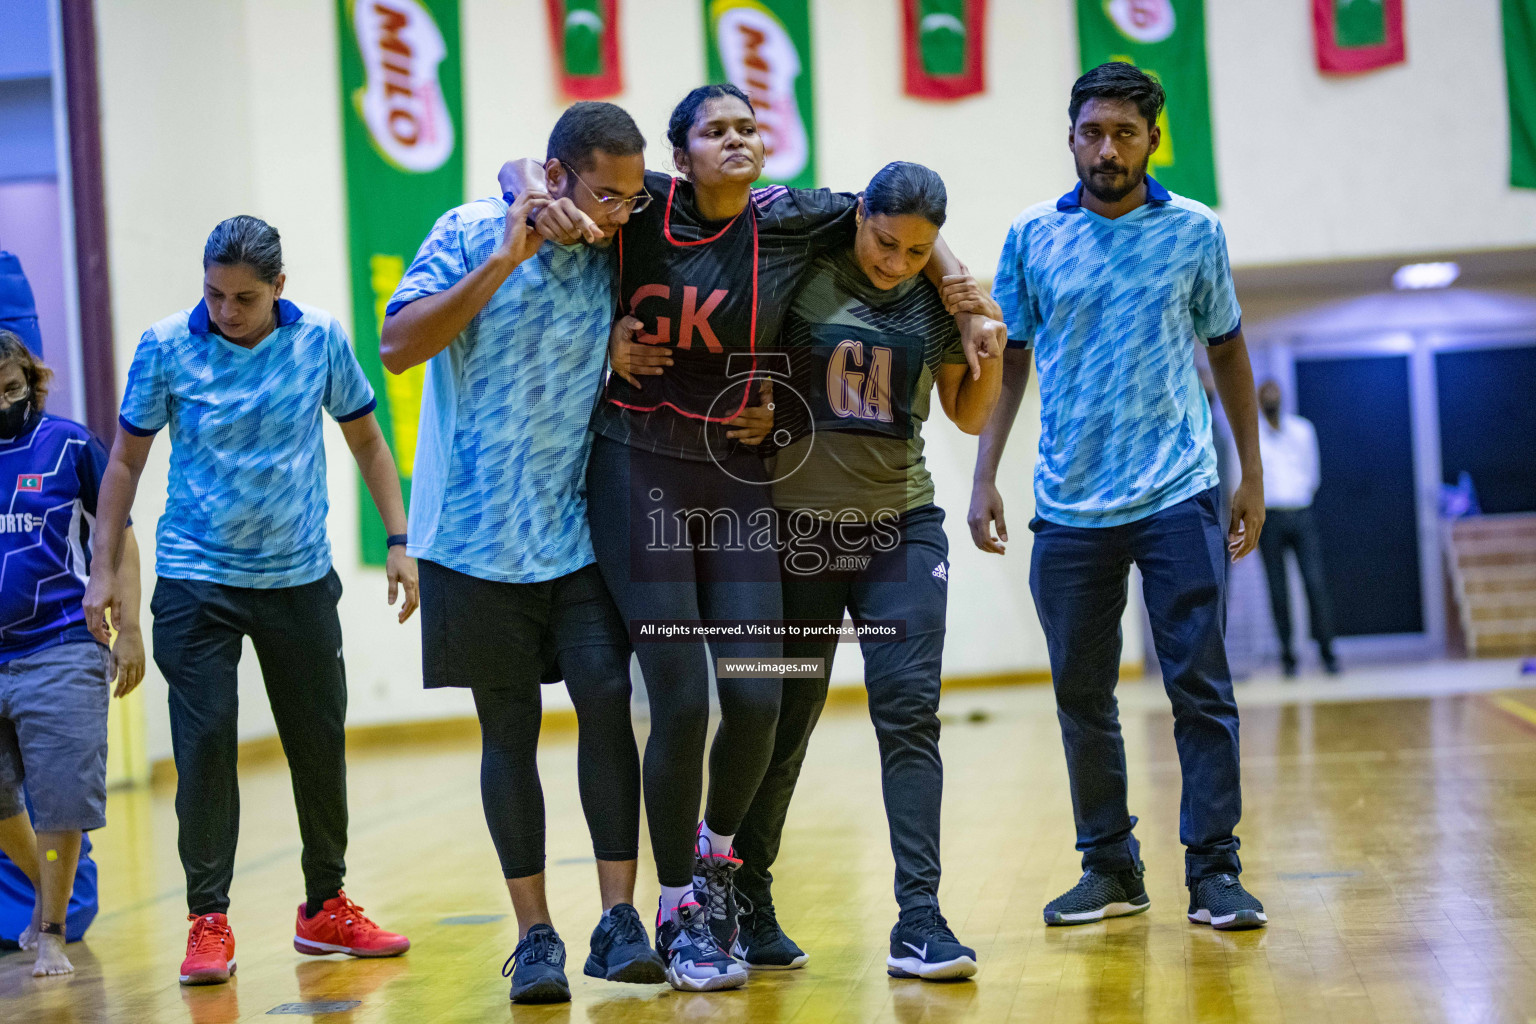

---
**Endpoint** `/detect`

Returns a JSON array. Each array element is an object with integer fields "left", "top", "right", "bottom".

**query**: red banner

[
  {"left": 902, "top": 0, "right": 986, "bottom": 101},
  {"left": 1313, "top": 0, "right": 1405, "bottom": 74},
  {"left": 546, "top": 0, "right": 622, "bottom": 99}
]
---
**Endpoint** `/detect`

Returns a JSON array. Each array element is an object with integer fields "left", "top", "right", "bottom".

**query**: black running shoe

[
  {"left": 733, "top": 901, "right": 808, "bottom": 970},
  {"left": 502, "top": 924, "right": 570, "bottom": 1004},
  {"left": 886, "top": 906, "right": 977, "bottom": 981},
  {"left": 1187, "top": 873, "right": 1267, "bottom": 931},
  {"left": 1043, "top": 865, "right": 1150, "bottom": 925},
  {"left": 692, "top": 829, "right": 744, "bottom": 953},
  {"left": 655, "top": 900, "right": 747, "bottom": 992},
  {"left": 584, "top": 903, "right": 666, "bottom": 984}
]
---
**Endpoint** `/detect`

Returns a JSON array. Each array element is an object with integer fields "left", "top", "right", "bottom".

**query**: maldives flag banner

[
  {"left": 1507, "top": 0, "right": 1536, "bottom": 188},
  {"left": 702, "top": 0, "right": 816, "bottom": 188},
  {"left": 545, "top": 0, "right": 623, "bottom": 98},
  {"left": 1075, "top": 0, "right": 1220, "bottom": 206},
  {"left": 1313, "top": 0, "right": 1405, "bottom": 74},
  {"left": 903, "top": 0, "right": 987, "bottom": 100}
]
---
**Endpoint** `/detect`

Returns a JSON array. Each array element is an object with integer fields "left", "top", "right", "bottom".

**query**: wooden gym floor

[{"left": 4, "top": 668, "right": 1536, "bottom": 1023}]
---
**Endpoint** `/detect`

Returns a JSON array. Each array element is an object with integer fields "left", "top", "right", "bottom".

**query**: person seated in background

[
  {"left": 1256, "top": 379, "right": 1339, "bottom": 676},
  {"left": 0, "top": 331, "right": 145, "bottom": 976}
]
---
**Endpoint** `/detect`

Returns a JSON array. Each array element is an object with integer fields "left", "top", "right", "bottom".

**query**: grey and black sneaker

[
  {"left": 655, "top": 900, "right": 748, "bottom": 992},
  {"left": 692, "top": 828, "right": 744, "bottom": 952},
  {"left": 1187, "top": 874, "right": 1267, "bottom": 931},
  {"left": 886, "top": 905, "right": 977, "bottom": 981},
  {"left": 733, "top": 901, "right": 808, "bottom": 970},
  {"left": 584, "top": 903, "right": 666, "bottom": 984},
  {"left": 1043, "top": 865, "right": 1151, "bottom": 925},
  {"left": 502, "top": 924, "right": 570, "bottom": 1004}
]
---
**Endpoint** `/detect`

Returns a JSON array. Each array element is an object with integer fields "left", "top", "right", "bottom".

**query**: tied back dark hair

[
  {"left": 204, "top": 215, "right": 283, "bottom": 284},
  {"left": 863, "top": 162, "right": 947, "bottom": 228},
  {"left": 1068, "top": 61, "right": 1165, "bottom": 130},
  {"left": 667, "top": 83, "right": 755, "bottom": 152},
  {"left": 547, "top": 101, "right": 646, "bottom": 173}
]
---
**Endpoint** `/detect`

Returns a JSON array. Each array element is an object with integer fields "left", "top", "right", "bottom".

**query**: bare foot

[
  {"left": 31, "top": 933, "right": 73, "bottom": 976},
  {"left": 18, "top": 903, "right": 41, "bottom": 951}
]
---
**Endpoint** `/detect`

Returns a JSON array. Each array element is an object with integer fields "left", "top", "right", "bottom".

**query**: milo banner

[
  {"left": 335, "top": 0, "right": 464, "bottom": 564},
  {"left": 903, "top": 0, "right": 987, "bottom": 101},
  {"left": 546, "top": 0, "right": 623, "bottom": 98},
  {"left": 1076, "top": 0, "right": 1220, "bottom": 206},
  {"left": 1313, "top": 0, "right": 1405, "bottom": 74},
  {"left": 1507, "top": 0, "right": 1536, "bottom": 188},
  {"left": 702, "top": 0, "right": 816, "bottom": 188}
]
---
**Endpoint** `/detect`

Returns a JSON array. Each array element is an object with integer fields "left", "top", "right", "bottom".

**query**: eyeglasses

[
  {"left": 565, "top": 165, "right": 652, "bottom": 214},
  {"left": 0, "top": 382, "right": 28, "bottom": 407}
]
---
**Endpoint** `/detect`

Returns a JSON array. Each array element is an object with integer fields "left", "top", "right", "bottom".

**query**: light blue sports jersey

[
  {"left": 992, "top": 177, "right": 1242, "bottom": 528},
  {"left": 387, "top": 197, "right": 613, "bottom": 584},
  {"left": 119, "top": 299, "right": 376, "bottom": 587}
]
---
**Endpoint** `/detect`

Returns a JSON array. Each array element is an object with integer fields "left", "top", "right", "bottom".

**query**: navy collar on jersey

[
  {"left": 1056, "top": 175, "right": 1171, "bottom": 212},
  {"left": 187, "top": 298, "right": 302, "bottom": 335}
]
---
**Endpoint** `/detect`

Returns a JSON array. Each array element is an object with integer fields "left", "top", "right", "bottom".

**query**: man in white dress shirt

[{"left": 1256, "top": 381, "right": 1339, "bottom": 676}]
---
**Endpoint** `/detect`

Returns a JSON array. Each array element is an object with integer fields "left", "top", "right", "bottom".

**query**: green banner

[
  {"left": 1507, "top": 0, "right": 1536, "bottom": 188},
  {"left": 702, "top": 0, "right": 816, "bottom": 188},
  {"left": 1076, "top": 0, "right": 1220, "bottom": 206},
  {"left": 335, "top": 0, "right": 464, "bottom": 563},
  {"left": 1334, "top": 0, "right": 1387, "bottom": 48}
]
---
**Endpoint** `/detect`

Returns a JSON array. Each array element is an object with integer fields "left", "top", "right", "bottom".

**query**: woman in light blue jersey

[{"left": 82, "top": 216, "right": 418, "bottom": 987}]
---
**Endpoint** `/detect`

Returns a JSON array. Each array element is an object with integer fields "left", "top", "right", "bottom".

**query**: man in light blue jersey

[
  {"left": 970, "top": 63, "right": 1269, "bottom": 932},
  {"left": 380, "top": 101, "right": 664, "bottom": 1004}
]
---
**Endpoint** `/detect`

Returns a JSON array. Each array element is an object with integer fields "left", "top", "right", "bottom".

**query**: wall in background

[{"left": 94, "top": 0, "right": 1536, "bottom": 759}]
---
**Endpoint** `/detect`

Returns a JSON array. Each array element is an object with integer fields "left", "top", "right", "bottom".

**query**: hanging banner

[
  {"left": 1313, "top": 0, "right": 1405, "bottom": 74},
  {"left": 702, "top": 0, "right": 816, "bottom": 188},
  {"left": 903, "top": 0, "right": 987, "bottom": 101},
  {"left": 335, "top": 0, "right": 464, "bottom": 564},
  {"left": 1075, "top": 0, "right": 1220, "bottom": 206},
  {"left": 1507, "top": 0, "right": 1536, "bottom": 188},
  {"left": 545, "top": 0, "right": 623, "bottom": 98}
]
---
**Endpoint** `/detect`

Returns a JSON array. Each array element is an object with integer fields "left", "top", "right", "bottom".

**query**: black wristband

[{"left": 386, "top": 533, "right": 409, "bottom": 549}]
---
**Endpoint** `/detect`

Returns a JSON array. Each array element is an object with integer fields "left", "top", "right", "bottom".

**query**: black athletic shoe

[
  {"left": 1043, "top": 865, "right": 1151, "bottom": 925},
  {"left": 502, "top": 924, "right": 570, "bottom": 1004},
  {"left": 692, "top": 830, "right": 744, "bottom": 953},
  {"left": 655, "top": 900, "right": 747, "bottom": 992},
  {"left": 584, "top": 903, "right": 666, "bottom": 984},
  {"left": 733, "top": 901, "right": 808, "bottom": 970},
  {"left": 886, "top": 906, "right": 977, "bottom": 981},
  {"left": 1187, "top": 874, "right": 1267, "bottom": 930}
]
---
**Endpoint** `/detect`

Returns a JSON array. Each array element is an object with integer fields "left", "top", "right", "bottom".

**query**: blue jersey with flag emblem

[
  {"left": 0, "top": 413, "right": 114, "bottom": 663},
  {"left": 992, "top": 178, "right": 1242, "bottom": 528},
  {"left": 387, "top": 197, "right": 613, "bottom": 584},
  {"left": 118, "top": 299, "right": 376, "bottom": 587}
]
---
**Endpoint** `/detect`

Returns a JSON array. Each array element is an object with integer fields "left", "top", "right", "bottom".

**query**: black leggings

[
  {"left": 472, "top": 642, "right": 639, "bottom": 879},
  {"left": 586, "top": 434, "right": 783, "bottom": 887}
]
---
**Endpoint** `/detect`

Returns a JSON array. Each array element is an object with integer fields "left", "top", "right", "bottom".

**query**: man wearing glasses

[{"left": 380, "top": 102, "right": 659, "bottom": 1004}]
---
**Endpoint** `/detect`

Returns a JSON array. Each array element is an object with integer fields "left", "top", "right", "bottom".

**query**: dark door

[
  {"left": 1436, "top": 344, "right": 1536, "bottom": 514},
  {"left": 1294, "top": 354, "right": 1423, "bottom": 636}
]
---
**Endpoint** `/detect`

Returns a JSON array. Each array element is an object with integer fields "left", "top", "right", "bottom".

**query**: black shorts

[{"left": 419, "top": 560, "right": 629, "bottom": 689}]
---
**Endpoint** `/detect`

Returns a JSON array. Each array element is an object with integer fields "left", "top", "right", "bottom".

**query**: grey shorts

[{"left": 0, "top": 640, "right": 113, "bottom": 831}]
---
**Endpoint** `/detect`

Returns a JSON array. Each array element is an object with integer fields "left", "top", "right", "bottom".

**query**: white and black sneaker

[
  {"left": 733, "top": 902, "right": 808, "bottom": 970},
  {"left": 692, "top": 828, "right": 744, "bottom": 953},
  {"left": 1043, "top": 865, "right": 1151, "bottom": 925},
  {"left": 886, "top": 906, "right": 977, "bottom": 981},
  {"left": 655, "top": 900, "right": 748, "bottom": 992},
  {"left": 1187, "top": 874, "right": 1267, "bottom": 931}
]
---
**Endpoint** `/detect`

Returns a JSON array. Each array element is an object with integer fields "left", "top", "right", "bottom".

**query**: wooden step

[
  {"left": 1467, "top": 601, "right": 1536, "bottom": 622},
  {"left": 1458, "top": 548, "right": 1536, "bottom": 569},
  {"left": 1450, "top": 512, "right": 1536, "bottom": 542}
]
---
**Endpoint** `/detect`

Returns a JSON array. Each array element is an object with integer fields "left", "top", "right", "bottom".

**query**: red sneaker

[
  {"left": 293, "top": 892, "right": 410, "bottom": 958},
  {"left": 180, "top": 913, "right": 236, "bottom": 985}
]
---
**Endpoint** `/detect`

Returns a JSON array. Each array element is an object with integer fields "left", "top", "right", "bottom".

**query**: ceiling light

[{"left": 1392, "top": 262, "right": 1460, "bottom": 290}]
